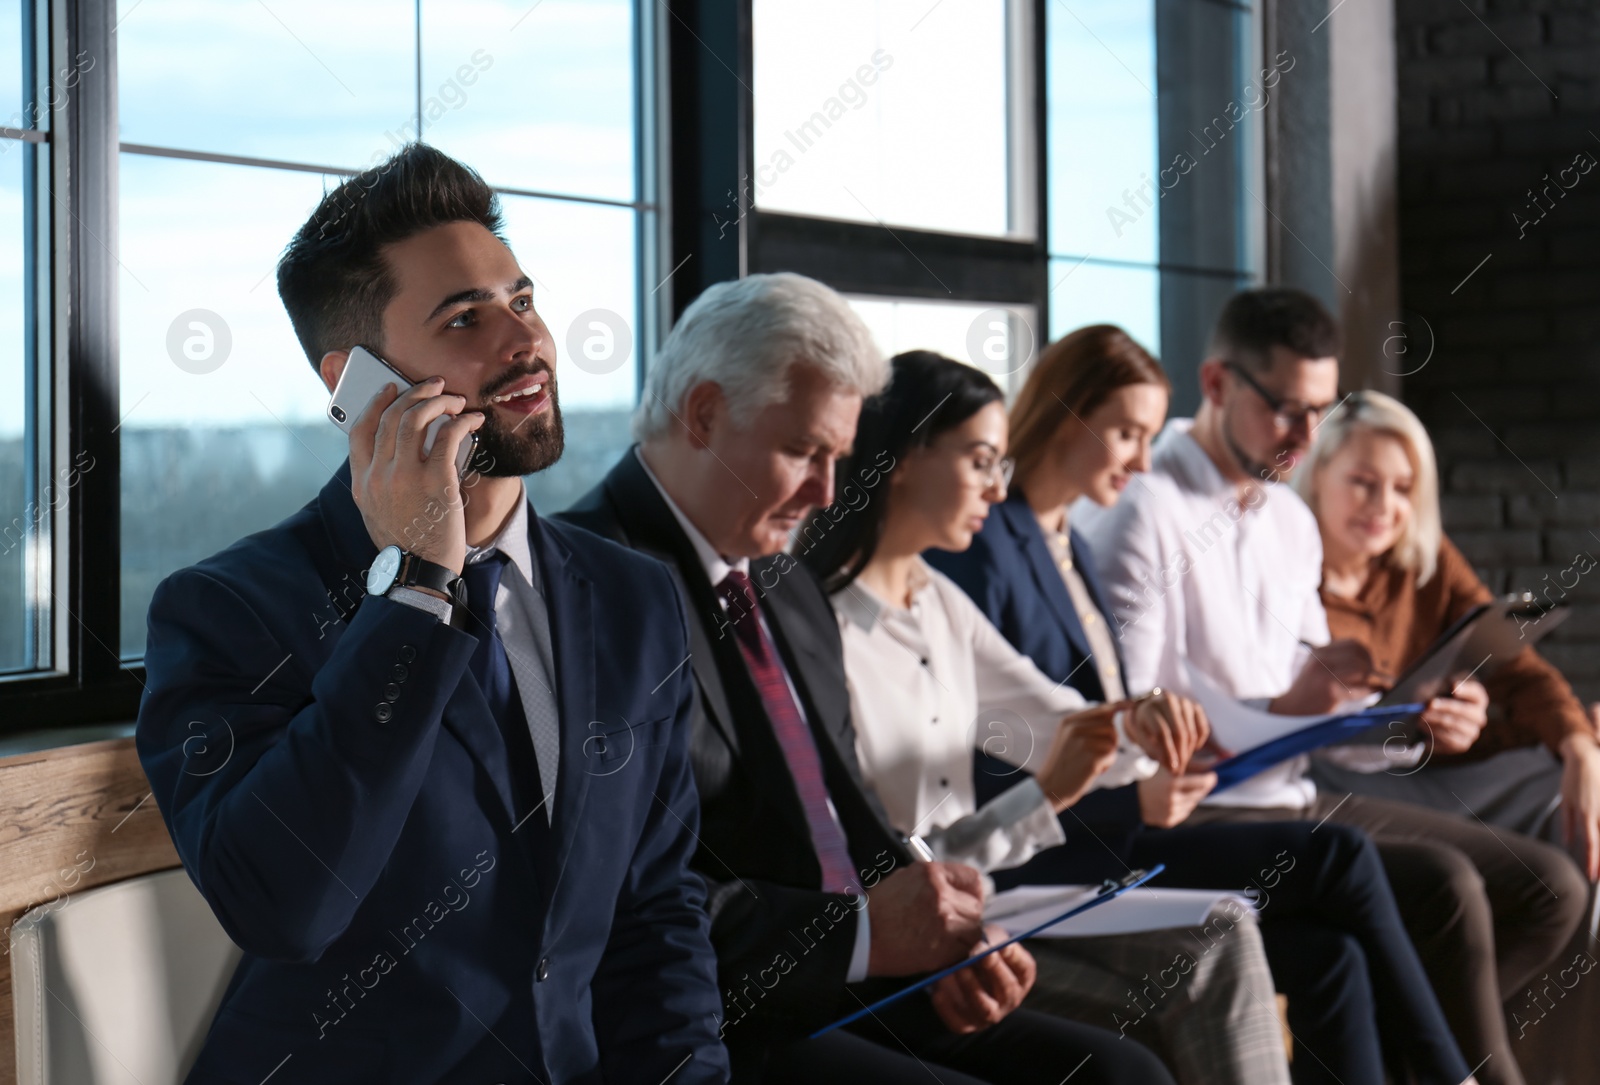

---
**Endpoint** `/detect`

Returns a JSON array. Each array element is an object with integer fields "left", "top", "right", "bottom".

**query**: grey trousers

[
  {"left": 1022, "top": 907, "right": 1291, "bottom": 1085},
  {"left": 1311, "top": 747, "right": 1600, "bottom": 1085}
]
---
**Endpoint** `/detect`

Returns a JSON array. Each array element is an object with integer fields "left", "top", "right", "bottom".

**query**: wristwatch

[{"left": 367, "top": 545, "right": 465, "bottom": 608}]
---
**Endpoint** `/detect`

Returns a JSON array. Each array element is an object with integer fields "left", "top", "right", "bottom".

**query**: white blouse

[{"left": 832, "top": 558, "right": 1154, "bottom": 874}]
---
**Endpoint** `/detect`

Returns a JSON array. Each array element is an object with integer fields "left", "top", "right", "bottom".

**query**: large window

[
  {"left": 1047, "top": 0, "right": 1263, "bottom": 413},
  {"left": 746, "top": 0, "right": 1041, "bottom": 379},
  {"left": 114, "top": 0, "right": 652, "bottom": 657},
  {"left": 1, "top": 0, "right": 1268, "bottom": 735},
  {"left": 1, "top": 0, "right": 50, "bottom": 677},
  {"left": 753, "top": 1, "right": 1016, "bottom": 238},
  {"left": 0, "top": 0, "right": 657, "bottom": 727},
  {"left": 744, "top": 0, "right": 1261, "bottom": 400}
]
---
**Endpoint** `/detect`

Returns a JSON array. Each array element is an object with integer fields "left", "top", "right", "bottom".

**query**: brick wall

[{"left": 1396, "top": 0, "right": 1600, "bottom": 702}]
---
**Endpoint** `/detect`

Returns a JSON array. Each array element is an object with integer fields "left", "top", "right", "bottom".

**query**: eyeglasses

[
  {"left": 1223, "top": 362, "right": 1334, "bottom": 432},
  {"left": 976, "top": 456, "right": 1015, "bottom": 492}
]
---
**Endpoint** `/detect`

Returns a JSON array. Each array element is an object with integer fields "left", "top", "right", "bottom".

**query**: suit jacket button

[
  {"left": 536, "top": 957, "right": 550, "bottom": 982},
  {"left": 374, "top": 703, "right": 393, "bottom": 723},
  {"left": 392, "top": 663, "right": 409, "bottom": 682},
  {"left": 399, "top": 644, "right": 417, "bottom": 662},
  {"left": 384, "top": 682, "right": 401, "bottom": 701}
]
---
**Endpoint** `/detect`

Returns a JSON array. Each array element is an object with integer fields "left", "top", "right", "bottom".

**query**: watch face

[{"left": 368, "top": 545, "right": 403, "bottom": 595}]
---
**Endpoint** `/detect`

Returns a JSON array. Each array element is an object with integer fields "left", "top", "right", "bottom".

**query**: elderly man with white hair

[{"left": 558, "top": 273, "right": 1177, "bottom": 1084}]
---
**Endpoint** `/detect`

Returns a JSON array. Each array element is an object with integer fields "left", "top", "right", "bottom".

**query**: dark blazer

[
  {"left": 927, "top": 490, "right": 1124, "bottom": 702},
  {"left": 557, "top": 449, "right": 914, "bottom": 1054},
  {"left": 137, "top": 460, "right": 728, "bottom": 1085},
  {"left": 926, "top": 489, "right": 1143, "bottom": 882}
]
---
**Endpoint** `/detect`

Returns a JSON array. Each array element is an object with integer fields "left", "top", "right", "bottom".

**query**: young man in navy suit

[{"left": 135, "top": 144, "right": 728, "bottom": 1084}]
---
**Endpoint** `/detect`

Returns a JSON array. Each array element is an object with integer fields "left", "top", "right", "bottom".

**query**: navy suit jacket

[
  {"left": 136, "top": 460, "right": 729, "bottom": 1085},
  {"left": 925, "top": 489, "right": 1144, "bottom": 883}
]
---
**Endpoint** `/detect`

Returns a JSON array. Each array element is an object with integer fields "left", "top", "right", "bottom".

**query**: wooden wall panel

[{"left": 0, "top": 738, "right": 181, "bottom": 1085}]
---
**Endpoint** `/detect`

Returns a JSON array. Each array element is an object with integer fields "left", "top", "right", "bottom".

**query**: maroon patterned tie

[{"left": 716, "top": 570, "right": 859, "bottom": 894}]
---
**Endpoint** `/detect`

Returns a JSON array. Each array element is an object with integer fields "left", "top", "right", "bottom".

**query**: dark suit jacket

[
  {"left": 557, "top": 450, "right": 914, "bottom": 1054},
  {"left": 926, "top": 489, "right": 1144, "bottom": 883},
  {"left": 137, "top": 460, "right": 728, "bottom": 1085}
]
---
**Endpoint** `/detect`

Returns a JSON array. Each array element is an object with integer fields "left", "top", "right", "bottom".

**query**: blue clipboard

[
  {"left": 809, "top": 864, "right": 1166, "bottom": 1039},
  {"left": 1207, "top": 702, "right": 1426, "bottom": 793}
]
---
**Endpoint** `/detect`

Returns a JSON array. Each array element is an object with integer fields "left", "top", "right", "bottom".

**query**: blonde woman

[
  {"left": 1295, "top": 389, "right": 1594, "bottom": 1083},
  {"left": 1294, "top": 389, "right": 1600, "bottom": 873}
]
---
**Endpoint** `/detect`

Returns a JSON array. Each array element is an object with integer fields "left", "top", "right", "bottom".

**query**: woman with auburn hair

[
  {"left": 921, "top": 331, "right": 1478, "bottom": 1085},
  {"left": 931, "top": 324, "right": 1188, "bottom": 820},
  {"left": 811, "top": 347, "right": 1475, "bottom": 1085}
]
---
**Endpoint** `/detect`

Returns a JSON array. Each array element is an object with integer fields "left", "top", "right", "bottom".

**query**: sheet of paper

[
  {"left": 1181, "top": 660, "right": 1339, "bottom": 752},
  {"left": 985, "top": 884, "right": 1258, "bottom": 939}
]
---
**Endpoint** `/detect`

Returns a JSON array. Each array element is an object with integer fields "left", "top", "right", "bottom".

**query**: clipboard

[
  {"left": 1205, "top": 702, "right": 1426, "bottom": 793},
  {"left": 1377, "top": 595, "right": 1569, "bottom": 710},
  {"left": 808, "top": 865, "right": 1166, "bottom": 1039}
]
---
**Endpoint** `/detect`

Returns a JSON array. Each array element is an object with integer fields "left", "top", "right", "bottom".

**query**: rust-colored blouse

[{"left": 1320, "top": 535, "right": 1594, "bottom": 762}]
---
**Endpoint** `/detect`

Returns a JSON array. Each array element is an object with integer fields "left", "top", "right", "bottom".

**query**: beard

[
  {"left": 470, "top": 375, "right": 565, "bottom": 477},
  {"left": 1221, "top": 412, "right": 1287, "bottom": 485}
]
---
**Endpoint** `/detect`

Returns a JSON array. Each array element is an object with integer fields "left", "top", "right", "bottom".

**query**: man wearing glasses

[{"left": 1075, "top": 287, "right": 1574, "bottom": 1085}]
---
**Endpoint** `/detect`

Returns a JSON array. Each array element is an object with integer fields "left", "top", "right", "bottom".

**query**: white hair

[
  {"left": 1293, "top": 389, "right": 1442, "bottom": 586},
  {"left": 633, "top": 272, "right": 888, "bottom": 441}
]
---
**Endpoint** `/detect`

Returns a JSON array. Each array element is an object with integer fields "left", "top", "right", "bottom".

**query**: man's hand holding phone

[{"left": 348, "top": 377, "right": 485, "bottom": 577}]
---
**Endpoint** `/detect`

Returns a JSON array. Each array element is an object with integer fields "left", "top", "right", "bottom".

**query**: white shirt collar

[
  {"left": 1157, "top": 416, "right": 1275, "bottom": 504},
  {"left": 463, "top": 485, "right": 539, "bottom": 593},
  {"left": 634, "top": 446, "right": 751, "bottom": 587},
  {"left": 832, "top": 558, "right": 932, "bottom": 633}
]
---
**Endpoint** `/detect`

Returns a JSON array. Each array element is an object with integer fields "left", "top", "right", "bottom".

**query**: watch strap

[{"left": 397, "top": 552, "right": 464, "bottom": 598}]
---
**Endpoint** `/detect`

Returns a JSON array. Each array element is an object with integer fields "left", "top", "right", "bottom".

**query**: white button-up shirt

[
  {"left": 832, "top": 559, "right": 1153, "bottom": 874},
  {"left": 1074, "top": 419, "right": 1329, "bottom": 809}
]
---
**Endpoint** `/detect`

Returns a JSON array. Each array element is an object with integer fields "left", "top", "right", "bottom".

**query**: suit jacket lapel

[
  {"left": 598, "top": 453, "right": 740, "bottom": 752},
  {"left": 531, "top": 515, "right": 595, "bottom": 898},
  {"left": 600, "top": 452, "right": 814, "bottom": 848},
  {"left": 1071, "top": 528, "right": 1129, "bottom": 687},
  {"left": 1002, "top": 494, "right": 1095, "bottom": 664},
  {"left": 761, "top": 574, "right": 909, "bottom": 871},
  {"left": 313, "top": 459, "right": 525, "bottom": 830}
]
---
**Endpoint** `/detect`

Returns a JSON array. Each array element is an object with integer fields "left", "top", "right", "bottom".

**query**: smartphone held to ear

[{"left": 328, "top": 345, "right": 478, "bottom": 477}]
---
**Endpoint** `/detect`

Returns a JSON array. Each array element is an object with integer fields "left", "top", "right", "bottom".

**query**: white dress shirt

[
  {"left": 831, "top": 559, "right": 1153, "bottom": 874},
  {"left": 634, "top": 448, "right": 873, "bottom": 981},
  {"left": 1074, "top": 419, "right": 1329, "bottom": 809},
  {"left": 391, "top": 489, "right": 563, "bottom": 820}
]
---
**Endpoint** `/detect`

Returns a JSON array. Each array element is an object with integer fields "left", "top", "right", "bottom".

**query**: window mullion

[{"left": 62, "top": 0, "right": 122, "bottom": 685}]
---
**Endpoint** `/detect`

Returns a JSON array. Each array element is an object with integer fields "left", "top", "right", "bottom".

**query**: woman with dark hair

[
  {"left": 803, "top": 350, "right": 1208, "bottom": 864},
  {"left": 823, "top": 348, "right": 1476, "bottom": 1085}
]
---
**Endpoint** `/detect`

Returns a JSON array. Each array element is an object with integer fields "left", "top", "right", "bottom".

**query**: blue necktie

[{"left": 461, "top": 553, "right": 548, "bottom": 842}]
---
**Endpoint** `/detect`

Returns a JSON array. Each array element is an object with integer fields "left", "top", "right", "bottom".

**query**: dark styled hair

[
  {"left": 799, "top": 350, "right": 1003, "bottom": 592},
  {"left": 1208, "top": 287, "right": 1341, "bottom": 373},
  {"left": 276, "top": 143, "right": 505, "bottom": 371},
  {"left": 1007, "top": 324, "right": 1169, "bottom": 488}
]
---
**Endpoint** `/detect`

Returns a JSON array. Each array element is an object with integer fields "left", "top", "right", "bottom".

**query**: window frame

[
  {"left": 0, "top": 0, "right": 666, "bottom": 738},
  {"left": 726, "top": 0, "right": 1052, "bottom": 328},
  {"left": 3, "top": 0, "right": 1272, "bottom": 740}
]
